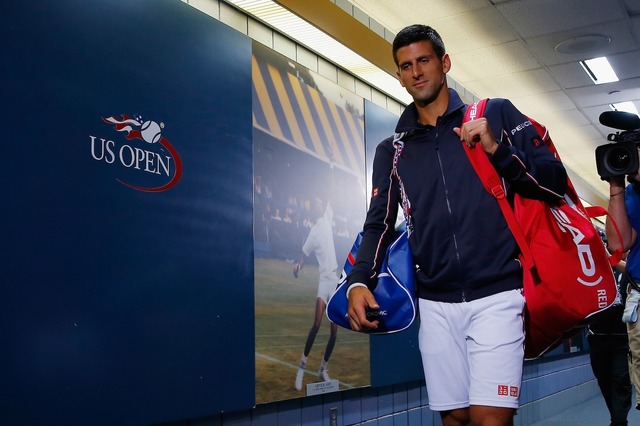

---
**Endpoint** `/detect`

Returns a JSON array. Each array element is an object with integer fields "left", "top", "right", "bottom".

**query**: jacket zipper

[{"left": 435, "top": 131, "right": 466, "bottom": 302}]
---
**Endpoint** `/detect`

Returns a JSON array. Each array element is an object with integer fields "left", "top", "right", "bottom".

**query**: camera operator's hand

[
  {"left": 607, "top": 175, "right": 626, "bottom": 195},
  {"left": 605, "top": 174, "right": 633, "bottom": 254}
]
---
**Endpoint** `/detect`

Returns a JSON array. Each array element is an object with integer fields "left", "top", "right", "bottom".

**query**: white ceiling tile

[
  {"left": 549, "top": 124, "right": 603, "bottom": 144},
  {"left": 524, "top": 20, "right": 636, "bottom": 67},
  {"left": 452, "top": 40, "right": 541, "bottom": 80},
  {"left": 396, "top": 0, "right": 490, "bottom": 21},
  {"left": 548, "top": 62, "right": 596, "bottom": 90},
  {"left": 465, "top": 68, "right": 560, "bottom": 99},
  {"left": 567, "top": 77, "right": 640, "bottom": 108},
  {"left": 350, "top": 0, "right": 491, "bottom": 30},
  {"left": 582, "top": 104, "right": 628, "bottom": 138},
  {"left": 511, "top": 91, "right": 576, "bottom": 116},
  {"left": 531, "top": 108, "right": 590, "bottom": 130},
  {"left": 495, "top": 0, "right": 627, "bottom": 38},
  {"left": 429, "top": 7, "right": 519, "bottom": 54},
  {"left": 608, "top": 50, "right": 640, "bottom": 81}
]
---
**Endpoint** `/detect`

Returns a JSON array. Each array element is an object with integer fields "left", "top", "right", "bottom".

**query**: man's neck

[{"left": 415, "top": 87, "right": 449, "bottom": 126}]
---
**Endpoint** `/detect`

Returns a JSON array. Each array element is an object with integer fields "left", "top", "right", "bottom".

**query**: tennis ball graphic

[{"left": 140, "top": 120, "right": 162, "bottom": 144}]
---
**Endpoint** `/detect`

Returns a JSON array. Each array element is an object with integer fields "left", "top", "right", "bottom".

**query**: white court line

[{"left": 255, "top": 351, "right": 358, "bottom": 389}]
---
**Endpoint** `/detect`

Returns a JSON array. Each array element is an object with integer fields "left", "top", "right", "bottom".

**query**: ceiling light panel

[
  {"left": 610, "top": 101, "right": 639, "bottom": 115},
  {"left": 580, "top": 57, "right": 619, "bottom": 84}
]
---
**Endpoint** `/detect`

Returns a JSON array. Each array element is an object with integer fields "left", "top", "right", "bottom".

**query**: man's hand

[
  {"left": 348, "top": 285, "right": 380, "bottom": 332},
  {"left": 454, "top": 117, "right": 498, "bottom": 155},
  {"left": 293, "top": 263, "right": 301, "bottom": 278},
  {"left": 607, "top": 175, "right": 626, "bottom": 191}
]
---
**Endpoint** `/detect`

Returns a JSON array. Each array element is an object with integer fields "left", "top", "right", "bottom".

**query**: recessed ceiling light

[
  {"left": 555, "top": 34, "right": 611, "bottom": 54},
  {"left": 579, "top": 57, "right": 619, "bottom": 85}
]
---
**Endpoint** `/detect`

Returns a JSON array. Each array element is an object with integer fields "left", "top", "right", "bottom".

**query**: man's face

[{"left": 395, "top": 40, "right": 450, "bottom": 106}]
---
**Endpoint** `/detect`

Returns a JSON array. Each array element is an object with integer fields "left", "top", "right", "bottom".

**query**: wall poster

[{"left": 252, "top": 41, "right": 369, "bottom": 403}]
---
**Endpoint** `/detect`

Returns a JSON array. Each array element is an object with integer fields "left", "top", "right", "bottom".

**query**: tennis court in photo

[{"left": 255, "top": 257, "right": 370, "bottom": 403}]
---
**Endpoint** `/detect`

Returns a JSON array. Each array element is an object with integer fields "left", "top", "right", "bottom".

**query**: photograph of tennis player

[{"left": 252, "top": 42, "right": 369, "bottom": 403}]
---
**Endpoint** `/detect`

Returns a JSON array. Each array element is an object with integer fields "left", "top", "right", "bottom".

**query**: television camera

[{"left": 595, "top": 110, "right": 640, "bottom": 180}]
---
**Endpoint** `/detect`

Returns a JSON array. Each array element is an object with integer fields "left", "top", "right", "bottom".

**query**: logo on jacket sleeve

[{"left": 90, "top": 114, "right": 182, "bottom": 192}]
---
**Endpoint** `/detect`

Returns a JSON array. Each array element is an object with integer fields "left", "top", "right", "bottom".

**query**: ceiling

[{"left": 347, "top": 0, "right": 640, "bottom": 207}]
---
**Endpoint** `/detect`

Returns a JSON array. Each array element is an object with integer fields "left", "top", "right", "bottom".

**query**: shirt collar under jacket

[{"left": 395, "top": 88, "right": 466, "bottom": 134}]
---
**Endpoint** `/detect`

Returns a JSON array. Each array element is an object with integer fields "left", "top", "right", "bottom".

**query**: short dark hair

[{"left": 392, "top": 25, "right": 446, "bottom": 66}]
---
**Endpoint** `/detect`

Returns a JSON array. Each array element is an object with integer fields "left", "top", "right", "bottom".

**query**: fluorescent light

[
  {"left": 610, "top": 101, "right": 639, "bottom": 116},
  {"left": 579, "top": 57, "right": 619, "bottom": 84}
]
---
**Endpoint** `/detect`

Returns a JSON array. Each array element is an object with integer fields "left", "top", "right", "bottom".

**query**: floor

[{"left": 528, "top": 394, "right": 640, "bottom": 425}]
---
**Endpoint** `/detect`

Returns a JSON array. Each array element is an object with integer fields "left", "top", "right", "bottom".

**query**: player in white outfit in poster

[{"left": 293, "top": 197, "right": 338, "bottom": 390}]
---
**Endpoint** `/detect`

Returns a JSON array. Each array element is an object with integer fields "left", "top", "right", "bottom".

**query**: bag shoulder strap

[
  {"left": 528, "top": 119, "right": 622, "bottom": 265},
  {"left": 462, "top": 99, "right": 623, "bottom": 267},
  {"left": 462, "top": 99, "right": 534, "bottom": 269},
  {"left": 392, "top": 132, "right": 412, "bottom": 234}
]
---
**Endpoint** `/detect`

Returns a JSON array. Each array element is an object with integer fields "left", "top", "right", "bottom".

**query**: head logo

[
  {"left": 468, "top": 101, "right": 479, "bottom": 120},
  {"left": 550, "top": 206, "right": 603, "bottom": 287},
  {"left": 90, "top": 114, "right": 182, "bottom": 192}
]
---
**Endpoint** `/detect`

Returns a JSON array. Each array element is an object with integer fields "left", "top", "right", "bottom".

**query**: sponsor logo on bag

[
  {"left": 550, "top": 207, "right": 603, "bottom": 287},
  {"left": 468, "top": 102, "right": 479, "bottom": 120},
  {"left": 342, "top": 309, "right": 388, "bottom": 319},
  {"left": 597, "top": 289, "right": 609, "bottom": 308}
]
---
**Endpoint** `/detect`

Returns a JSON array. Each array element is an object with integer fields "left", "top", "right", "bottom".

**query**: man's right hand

[
  {"left": 348, "top": 285, "right": 380, "bottom": 332},
  {"left": 293, "top": 263, "right": 301, "bottom": 278}
]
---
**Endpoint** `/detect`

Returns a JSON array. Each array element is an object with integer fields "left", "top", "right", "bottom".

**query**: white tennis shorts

[
  {"left": 418, "top": 289, "right": 525, "bottom": 411},
  {"left": 317, "top": 270, "right": 338, "bottom": 303}
]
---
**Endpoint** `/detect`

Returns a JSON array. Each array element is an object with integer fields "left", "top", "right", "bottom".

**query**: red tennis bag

[{"left": 463, "top": 99, "right": 622, "bottom": 359}]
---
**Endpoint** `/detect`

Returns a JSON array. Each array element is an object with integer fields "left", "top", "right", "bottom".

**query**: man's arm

[
  {"left": 293, "top": 253, "right": 306, "bottom": 278},
  {"left": 606, "top": 176, "right": 636, "bottom": 252},
  {"left": 482, "top": 99, "right": 568, "bottom": 202},
  {"left": 347, "top": 139, "right": 399, "bottom": 290},
  {"left": 346, "top": 138, "right": 399, "bottom": 331}
]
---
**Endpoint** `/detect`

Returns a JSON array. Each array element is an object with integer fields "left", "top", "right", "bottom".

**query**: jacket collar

[{"left": 395, "top": 88, "right": 466, "bottom": 133}]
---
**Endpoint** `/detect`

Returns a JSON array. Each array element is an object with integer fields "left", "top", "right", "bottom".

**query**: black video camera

[{"left": 595, "top": 110, "right": 640, "bottom": 180}]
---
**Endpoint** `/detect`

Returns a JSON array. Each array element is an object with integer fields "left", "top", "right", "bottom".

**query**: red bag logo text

[{"left": 550, "top": 207, "right": 602, "bottom": 287}]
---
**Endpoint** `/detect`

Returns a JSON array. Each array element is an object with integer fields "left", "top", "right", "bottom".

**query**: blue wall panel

[{"left": 0, "top": 1, "right": 254, "bottom": 424}]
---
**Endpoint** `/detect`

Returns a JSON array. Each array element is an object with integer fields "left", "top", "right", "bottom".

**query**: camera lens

[
  {"left": 595, "top": 140, "right": 639, "bottom": 180},
  {"left": 605, "top": 146, "right": 633, "bottom": 172}
]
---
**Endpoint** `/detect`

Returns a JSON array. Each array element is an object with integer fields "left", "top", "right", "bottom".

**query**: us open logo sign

[{"left": 89, "top": 114, "right": 183, "bottom": 192}]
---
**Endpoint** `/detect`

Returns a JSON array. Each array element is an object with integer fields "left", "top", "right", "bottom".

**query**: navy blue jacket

[{"left": 348, "top": 89, "right": 568, "bottom": 303}]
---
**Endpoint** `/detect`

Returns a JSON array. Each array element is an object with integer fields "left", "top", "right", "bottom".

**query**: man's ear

[
  {"left": 442, "top": 53, "right": 451, "bottom": 74},
  {"left": 396, "top": 69, "right": 405, "bottom": 87}
]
